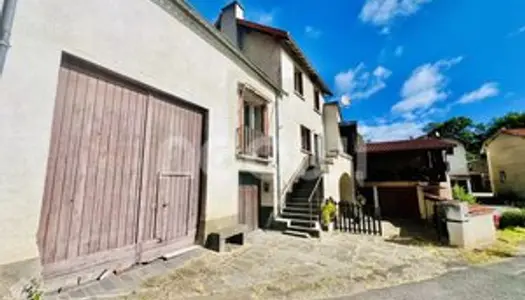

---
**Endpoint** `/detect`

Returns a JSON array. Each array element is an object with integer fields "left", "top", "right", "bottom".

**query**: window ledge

[
  {"left": 301, "top": 148, "right": 312, "bottom": 155},
  {"left": 236, "top": 153, "right": 272, "bottom": 164},
  {"left": 294, "top": 91, "right": 305, "bottom": 100}
]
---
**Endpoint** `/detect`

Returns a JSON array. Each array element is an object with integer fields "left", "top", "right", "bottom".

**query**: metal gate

[
  {"left": 336, "top": 202, "right": 382, "bottom": 236},
  {"left": 38, "top": 59, "right": 203, "bottom": 279}
]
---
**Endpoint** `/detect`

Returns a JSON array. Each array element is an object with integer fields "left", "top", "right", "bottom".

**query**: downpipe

[
  {"left": 0, "top": 0, "right": 18, "bottom": 75},
  {"left": 274, "top": 93, "right": 282, "bottom": 215}
]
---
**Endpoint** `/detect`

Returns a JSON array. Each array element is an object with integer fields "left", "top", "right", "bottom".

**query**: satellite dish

[{"left": 340, "top": 95, "right": 351, "bottom": 107}]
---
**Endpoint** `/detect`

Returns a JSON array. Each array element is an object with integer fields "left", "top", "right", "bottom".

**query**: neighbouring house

[
  {"left": 482, "top": 128, "right": 525, "bottom": 200},
  {"left": 422, "top": 135, "right": 491, "bottom": 195},
  {"left": 358, "top": 138, "right": 456, "bottom": 220},
  {"left": 216, "top": 2, "right": 353, "bottom": 236},
  {"left": 442, "top": 138, "right": 473, "bottom": 193},
  {"left": 0, "top": 0, "right": 353, "bottom": 294},
  {"left": 468, "top": 157, "right": 492, "bottom": 194}
]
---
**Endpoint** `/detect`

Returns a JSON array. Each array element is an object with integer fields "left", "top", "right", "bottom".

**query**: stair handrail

[
  {"left": 307, "top": 175, "right": 323, "bottom": 226},
  {"left": 280, "top": 155, "right": 310, "bottom": 208}
]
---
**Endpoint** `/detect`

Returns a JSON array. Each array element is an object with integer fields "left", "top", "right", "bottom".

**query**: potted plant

[{"left": 321, "top": 197, "right": 337, "bottom": 231}]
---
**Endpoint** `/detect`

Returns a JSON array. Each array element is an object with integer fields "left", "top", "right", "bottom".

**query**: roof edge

[
  {"left": 236, "top": 19, "right": 333, "bottom": 96},
  {"left": 168, "top": 0, "right": 286, "bottom": 96}
]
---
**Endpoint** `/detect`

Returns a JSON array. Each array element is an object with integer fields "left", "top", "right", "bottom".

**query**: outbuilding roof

[{"left": 363, "top": 138, "right": 456, "bottom": 154}]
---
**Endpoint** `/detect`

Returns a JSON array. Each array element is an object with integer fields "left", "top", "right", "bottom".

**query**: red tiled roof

[
  {"left": 502, "top": 128, "right": 525, "bottom": 137},
  {"left": 363, "top": 138, "right": 456, "bottom": 154},
  {"left": 237, "top": 19, "right": 333, "bottom": 96}
]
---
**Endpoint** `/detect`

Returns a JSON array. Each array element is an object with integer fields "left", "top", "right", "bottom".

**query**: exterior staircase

[{"left": 281, "top": 166, "right": 323, "bottom": 238}]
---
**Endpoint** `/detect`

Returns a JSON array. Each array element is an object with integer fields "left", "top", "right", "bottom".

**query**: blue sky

[{"left": 188, "top": 0, "right": 525, "bottom": 141}]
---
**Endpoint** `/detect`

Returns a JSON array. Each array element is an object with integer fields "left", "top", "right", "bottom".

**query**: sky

[{"left": 188, "top": 0, "right": 525, "bottom": 141}]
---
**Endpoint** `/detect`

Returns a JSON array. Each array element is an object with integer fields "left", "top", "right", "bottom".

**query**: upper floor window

[
  {"left": 314, "top": 89, "right": 321, "bottom": 111},
  {"left": 300, "top": 125, "right": 311, "bottom": 152},
  {"left": 294, "top": 66, "right": 304, "bottom": 96}
]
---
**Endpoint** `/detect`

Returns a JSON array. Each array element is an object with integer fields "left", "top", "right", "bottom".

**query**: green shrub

[
  {"left": 321, "top": 197, "right": 337, "bottom": 225},
  {"left": 499, "top": 210, "right": 525, "bottom": 229},
  {"left": 452, "top": 185, "right": 477, "bottom": 204}
]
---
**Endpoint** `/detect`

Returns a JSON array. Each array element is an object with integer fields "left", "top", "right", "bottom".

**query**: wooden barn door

[
  {"left": 136, "top": 95, "right": 203, "bottom": 262},
  {"left": 38, "top": 60, "right": 204, "bottom": 279},
  {"left": 238, "top": 173, "right": 260, "bottom": 230},
  {"left": 38, "top": 64, "right": 148, "bottom": 278}
]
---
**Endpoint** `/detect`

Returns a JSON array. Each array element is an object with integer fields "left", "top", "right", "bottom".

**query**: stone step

[{"left": 282, "top": 230, "right": 311, "bottom": 239}]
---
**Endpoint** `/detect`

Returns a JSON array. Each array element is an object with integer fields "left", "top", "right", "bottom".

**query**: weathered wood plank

[
  {"left": 54, "top": 71, "right": 85, "bottom": 261},
  {"left": 90, "top": 80, "right": 115, "bottom": 253},
  {"left": 79, "top": 76, "right": 106, "bottom": 256},
  {"left": 39, "top": 67, "right": 70, "bottom": 263},
  {"left": 67, "top": 72, "right": 97, "bottom": 260}
]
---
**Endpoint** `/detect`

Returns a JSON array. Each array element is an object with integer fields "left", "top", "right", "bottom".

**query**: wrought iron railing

[{"left": 236, "top": 126, "right": 273, "bottom": 159}]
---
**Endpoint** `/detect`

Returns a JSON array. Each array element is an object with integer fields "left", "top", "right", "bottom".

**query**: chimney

[{"left": 217, "top": 1, "right": 244, "bottom": 47}]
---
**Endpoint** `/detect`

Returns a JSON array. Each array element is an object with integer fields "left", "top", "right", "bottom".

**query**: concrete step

[
  {"left": 281, "top": 212, "right": 320, "bottom": 220},
  {"left": 282, "top": 230, "right": 311, "bottom": 239},
  {"left": 283, "top": 206, "right": 319, "bottom": 214},
  {"left": 286, "top": 225, "right": 321, "bottom": 238},
  {"left": 290, "top": 219, "right": 318, "bottom": 228},
  {"left": 286, "top": 201, "right": 314, "bottom": 207}
]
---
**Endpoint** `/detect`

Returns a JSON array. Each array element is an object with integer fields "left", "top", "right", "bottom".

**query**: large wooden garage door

[
  {"left": 378, "top": 187, "right": 420, "bottom": 219},
  {"left": 38, "top": 61, "right": 203, "bottom": 279}
]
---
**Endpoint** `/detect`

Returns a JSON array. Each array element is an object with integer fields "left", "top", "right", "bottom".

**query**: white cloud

[
  {"left": 334, "top": 63, "right": 392, "bottom": 101},
  {"left": 249, "top": 10, "right": 277, "bottom": 25},
  {"left": 457, "top": 82, "right": 499, "bottom": 104},
  {"left": 305, "top": 26, "right": 322, "bottom": 38},
  {"left": 391, "top": 56, "right": 463, "bottom": 115},
  {"left": 359, "top": 0, "right": 432, "bottom": 31},
  {"left": 508, "top": 25, "right": 525, "bottom": 37},
  {"left": 395, "top": 45, "right": 404, "bottom": 56},
  {"left": 359, "top": 121, "right": 425, "bottom": 142}
]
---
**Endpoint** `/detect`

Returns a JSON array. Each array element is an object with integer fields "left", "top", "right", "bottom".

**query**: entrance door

[
  {"left": 38, "top": 59, "right": 204, "bottom": 279},
  {"left": 238, "top": 173, "right": 260, "bottom": 230}
]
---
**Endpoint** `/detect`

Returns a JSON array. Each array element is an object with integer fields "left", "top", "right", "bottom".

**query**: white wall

[
  {"left": 444, "top": 139, "right": 470, "bottom": 176},
  {"left": 278, "top": 49, "right": 325, "bottom": 188},
  {"left": 0, "top": 0, "right": 276, "bottom": 266},
  {"left": 323, "top": 154, "right": 353, "bottom": 203}
]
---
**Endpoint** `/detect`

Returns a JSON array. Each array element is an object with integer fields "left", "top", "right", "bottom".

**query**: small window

[
  {"left": 294, "top": 66, "right": 304, "bottom": 96},
  {"left": 300, "top": 125, "right": 311, "bottom": 152},
  {"left": 499, "top": 171, "right": 507, "bottom": 183},
  {"left": 446, "top": 148, "right": 454, "bottom": 155},
  {"left": 314, "top": 89, "right": 321, "bottom": 111}
]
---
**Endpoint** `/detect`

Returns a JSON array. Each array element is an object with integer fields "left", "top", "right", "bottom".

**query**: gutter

[{"left": 0, "top": 0, "right": 17, "bottom": 75}]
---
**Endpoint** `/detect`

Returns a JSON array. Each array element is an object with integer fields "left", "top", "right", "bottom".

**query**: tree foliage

[{"left": 424, "top": 112, "right": 525, "bottom": 156}]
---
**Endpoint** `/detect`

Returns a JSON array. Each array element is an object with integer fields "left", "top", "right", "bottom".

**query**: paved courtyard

[
  {"left": 122, "top": 228, "right": 464, "bottom": 300},
  {"left": 45, "top": 224, "right": 469, "bottom": 300}
]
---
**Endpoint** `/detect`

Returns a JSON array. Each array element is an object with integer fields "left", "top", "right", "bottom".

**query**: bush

[
  {"left": 499, "top": 210, "right": 525, "bottom": 229},
  {"left": 321, "top": 197, "right": 337, "bottom": 225},
  {"left": 452, "top": 184, "right": 477, "bottom": 204}
]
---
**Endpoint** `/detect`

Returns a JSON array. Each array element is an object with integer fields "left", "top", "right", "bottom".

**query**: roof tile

[{"left": 363, "top": 138, "right": 456, "bottom": 154}]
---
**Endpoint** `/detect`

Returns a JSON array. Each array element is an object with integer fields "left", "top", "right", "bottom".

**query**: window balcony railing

[{"left": 236, "top": 126, "right": 273, "bottom": 159}]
